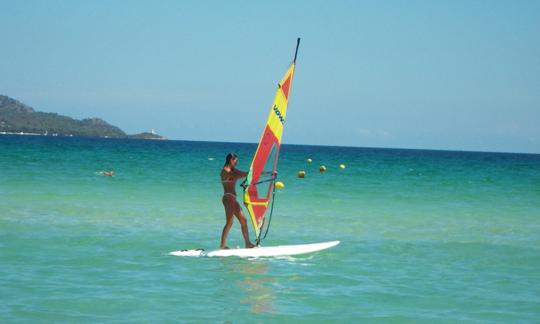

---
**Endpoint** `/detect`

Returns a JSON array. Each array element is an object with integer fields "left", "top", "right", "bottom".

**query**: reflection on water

[
  {"left": 237, "top": 260, "right": 275, "bottom": 314},
  {"left": 223, "top": 258, "right": 276, "bottom": 314}
]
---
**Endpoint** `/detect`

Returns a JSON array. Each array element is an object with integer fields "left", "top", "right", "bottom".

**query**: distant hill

[{"left": 0, "top": 95, "right": 165, "bottom": 140}]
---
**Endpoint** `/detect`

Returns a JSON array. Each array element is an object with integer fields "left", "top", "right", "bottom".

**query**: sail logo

[{"left": 273, "top": 105, "right": 285, "bottom": 124}]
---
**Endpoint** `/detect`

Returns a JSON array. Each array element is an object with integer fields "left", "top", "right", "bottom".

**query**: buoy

[
  {"left": 307, "top": 158, "right": 312, "bottom": 163},
  {"left": 298, "top": 170, "right": 306, "bottom": 178},
  {"left": 319, "top": 165, "right": 326, "bottom": 173},
  {"left": 275, "top": 181, "right": 284, "bottom": 189},
  {"left": 339, "top": 164, "right": 346, "bottom": 169}
]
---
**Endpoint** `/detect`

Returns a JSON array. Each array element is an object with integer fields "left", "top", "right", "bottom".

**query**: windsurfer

[{"left": 220, "top": 153, "right": 256, "bottom": 249}]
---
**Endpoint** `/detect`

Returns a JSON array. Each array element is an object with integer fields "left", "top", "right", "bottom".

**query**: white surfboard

[{"left": 169, "top": 240, "right": 340, "bottom": 258}]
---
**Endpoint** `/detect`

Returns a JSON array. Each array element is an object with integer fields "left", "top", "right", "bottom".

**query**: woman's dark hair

[{"left": 224, "top": 153, "right": 238, "bottom": 167}]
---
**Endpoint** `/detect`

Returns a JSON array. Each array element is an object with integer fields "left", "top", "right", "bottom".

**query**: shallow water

[{"left": 1, "top": 136, "right": 539, "bottom": 322}]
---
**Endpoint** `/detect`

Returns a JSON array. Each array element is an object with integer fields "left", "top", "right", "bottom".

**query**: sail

[{"left": 243, "top": 39, "right": 300, "bottom": 242}]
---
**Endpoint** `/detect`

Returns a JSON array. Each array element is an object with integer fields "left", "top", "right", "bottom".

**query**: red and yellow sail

[{"left": 243, "top": 39, "right": 299, "bottom": 242}]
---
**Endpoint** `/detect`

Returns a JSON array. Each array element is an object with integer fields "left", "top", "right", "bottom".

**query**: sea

[{"left": 1, "top": 135, "right": 539, "bottom": 323}]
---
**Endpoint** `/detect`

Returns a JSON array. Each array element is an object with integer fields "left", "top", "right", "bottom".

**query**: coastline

[{"left": 0, "top": 131, "right": 166, "bottom": 140}]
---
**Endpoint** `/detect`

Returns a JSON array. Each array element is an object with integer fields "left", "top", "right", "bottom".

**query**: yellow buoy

[
  {"left": 319, "top": 165, "right": 326, "bottom": 173},
  {"left": 298, "top": 170, "right": 306, "bottom": 178},
  {"left": 339, "top": 164, "right": 346, "bottom": 169},
  {"left": 275, "top": 181, "right": 284, "bottom": 189},
  {"left": 307, "top": 158, "right": 312, "bottom": 163}
]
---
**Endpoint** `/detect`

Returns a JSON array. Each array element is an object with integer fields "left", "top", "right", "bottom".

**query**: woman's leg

[
  {"left": 234, "top": 204, "right": 255, "bottom": 248},
  {"left": 220, "top": 197, "right": 235, "bottom": 249}
]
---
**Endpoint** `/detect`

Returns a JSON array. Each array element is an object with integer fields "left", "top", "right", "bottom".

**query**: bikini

[{"left": 222, "top": 176, "right": 237, "bottom": 199}]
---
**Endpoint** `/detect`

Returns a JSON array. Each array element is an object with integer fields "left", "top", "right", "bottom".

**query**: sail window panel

[{"left": 256, "top": 143, "right": 277, "bottom": 199}]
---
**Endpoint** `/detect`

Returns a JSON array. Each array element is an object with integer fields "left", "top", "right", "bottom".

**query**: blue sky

[{"left": 1, "top": 0, "right": 539, "bottom": 153}]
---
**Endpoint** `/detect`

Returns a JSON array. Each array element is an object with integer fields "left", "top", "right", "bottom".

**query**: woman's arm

[{"left": 234, "top": 168, "right": 248, "bottom": 178}]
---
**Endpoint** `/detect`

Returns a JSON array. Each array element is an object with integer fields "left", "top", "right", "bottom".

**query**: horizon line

[{"left": 2, "top": 133, "right": 538, "bottom": 156}]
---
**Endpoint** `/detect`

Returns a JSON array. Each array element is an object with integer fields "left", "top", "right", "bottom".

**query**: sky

[{"left": 1, "top": 0, "right": 539, "bottom": 153}]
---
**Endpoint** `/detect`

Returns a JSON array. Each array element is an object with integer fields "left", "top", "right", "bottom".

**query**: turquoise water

[{"left": 1, "top": 135, "right": 539, "bottom": 322}]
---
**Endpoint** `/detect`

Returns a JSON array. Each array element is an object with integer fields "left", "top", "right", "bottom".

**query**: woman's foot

[
  {"left": 245, "top": 242, "right": 255, "bottom": 248},
  {"left": 220, "top": 245, "right": 230, "bottom": 250}
]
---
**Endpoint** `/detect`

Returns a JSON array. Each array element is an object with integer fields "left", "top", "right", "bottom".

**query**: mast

[{"left": 294, "top": 38, "right": 301, "bottom": 64}]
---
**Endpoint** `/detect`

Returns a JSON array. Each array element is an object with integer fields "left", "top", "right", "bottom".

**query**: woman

[{"left": 220, "top": 153, "right": 255, "bottom": 249}]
